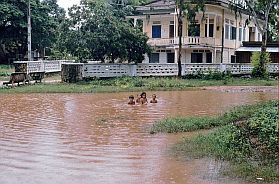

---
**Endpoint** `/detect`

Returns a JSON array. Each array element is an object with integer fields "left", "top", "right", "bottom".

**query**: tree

[
  {"left": 231, "top": 0, "right": 278, "bottom": 77},
  {"left": 0, "top": 0, "right": 65, "bottom": 63},
  {"left": 58, "top": 0, "right": 151, "bottom": 63},
  {"left": 176, "top": 0, "right": 205, "bottom": 77}
]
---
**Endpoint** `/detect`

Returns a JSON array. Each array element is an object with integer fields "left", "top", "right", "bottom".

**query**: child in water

[
  {"left": 136, "top": 94, "right": 141, "bottom": 103},
  {"left": 139, "top": 92, "right": 148, "bottom": 104},
  {"left": 150, "top": 94, "right": 158, "bottom": 103},
  {"left": 128, "top": 95, "right": 135, "bottom": 105}
]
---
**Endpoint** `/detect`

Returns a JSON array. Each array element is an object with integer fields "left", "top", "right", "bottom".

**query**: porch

[{"left": 148, "top": 37, "right": 222, "bottom": 47}]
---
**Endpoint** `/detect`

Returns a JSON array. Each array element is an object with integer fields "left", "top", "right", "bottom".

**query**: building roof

[
  {"left": 236, "top": 47, "right": 279, "bottom": 53},
  {"left": 242, "top": 42, "right": 279, "bottom": 47},
  {"left": 135, "top": 0, "right": 247, "bottom": 15},
  {"left": 237, "top": 42, "right": 279, "bottom": 53}
]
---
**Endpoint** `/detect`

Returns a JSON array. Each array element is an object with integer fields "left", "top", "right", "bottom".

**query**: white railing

[
  {"left": 137, "top": 63, "right": 178, "bottom": 76},
  {"left": 83, "top": 64, "right": 134, "bottom": 78},
  {"left": 14, "top": 61, "right": 279, "bottom": 77},
  {"left": 147, "top": 38, "right": 175, "bottom": 46},
  {"left": 184, "top": 63, "right": 221, "bottom": 74},
  {"left": 147, "top": 37, "right": 221, "bottom": 46},
  {"left": 14, "top": 60, "right": 73, "bottom": 73},
  {"left": 80, "top": 63, "right": 279, "bottom": 78}
]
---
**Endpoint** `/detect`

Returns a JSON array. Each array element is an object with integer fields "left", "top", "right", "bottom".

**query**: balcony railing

[{"left": 147, "top": 37, "right": 221, "bottom": 47}]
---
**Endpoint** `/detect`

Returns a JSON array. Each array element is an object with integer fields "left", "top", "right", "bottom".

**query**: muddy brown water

[{"left": 0, "top": 90, "right": 278, "bottom": 184}]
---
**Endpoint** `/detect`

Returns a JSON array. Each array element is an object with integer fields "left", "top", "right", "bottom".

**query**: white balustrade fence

[
  {"left": 83, "top": 64, "right": 134, "bottom": 78},
  {"left": 81, "top": 63, "right": 279, "bottom": 78},
  {"left": 14, "top": 61, "right": 279, "bottom": 77},
  {"left": 14, "top": 60, "right": 73, "bottom": 73},
  {"left": 147, "top": 37, "right": 220, "bottom": 47}
]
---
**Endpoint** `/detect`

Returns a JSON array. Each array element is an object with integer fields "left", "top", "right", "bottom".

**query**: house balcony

[{"left": 147, "top": 37, "right": 222, "bottom": 48}]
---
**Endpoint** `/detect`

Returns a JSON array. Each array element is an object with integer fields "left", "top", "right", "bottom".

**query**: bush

[
  {"left": 251, "top": 51, "right": 271, "bottom": 78},
  {"left": 184, "top": 70, "right": 231, "bottom": 81},
  {"left": 171, "top": 100, "right": 279, "bottom": 181},
  {"left": 231, "top": 100, "right": 279, "bottom": 160}
]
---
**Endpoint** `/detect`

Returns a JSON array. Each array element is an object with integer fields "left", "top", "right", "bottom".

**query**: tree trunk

[{"left": 177, "top": 1, "right": 183, "bottom": 77}]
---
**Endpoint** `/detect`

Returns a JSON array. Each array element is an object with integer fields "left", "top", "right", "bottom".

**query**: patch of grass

[
  {"left": 171, "top": 100, "right": 279, "bottom": 182},
  {"left": 150, "top": 101, "right": 270, "bottom": 134},
  {"left": 0, "top": 65, "right": 14, "bottom": 80},
  {"left": 1, "top": 76, "right": 278, "bottom": 93}
]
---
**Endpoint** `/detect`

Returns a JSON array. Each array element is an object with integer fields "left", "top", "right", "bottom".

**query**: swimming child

[
  {"left": 139, "top": 92, "right": 148, "bottom": 104},
  {"left": 150, "top": 94, "right": 158, "bottom": 103},
  {"left": 136, "top": 94, "right": 141, "bottom": 103},
  {"left": 128, "top": 95, "right": 135, "bottom": 105}
]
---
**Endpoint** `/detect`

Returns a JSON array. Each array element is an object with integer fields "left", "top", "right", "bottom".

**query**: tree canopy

[
  {"left": 0, "top": 0, "right": 151, "bottom": 64},
  {"left": 0, "top": 0, "right": 66, "bottom": 64},
  {"left": 55, "top": 0, "right": 151, "bottom": 63}
]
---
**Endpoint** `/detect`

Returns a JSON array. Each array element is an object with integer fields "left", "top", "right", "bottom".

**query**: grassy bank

[
  {"left": 150, "top": 101, "right": 271, "bottom": 134},
  {"left": 0, "top": 76, "right": 278, "bottom": 93},
  {"left": 152, "top": 100, "right": 279, "bottom": 182},
  {"left": 0, "top": 65, "right": 14, "bottom": 81}
]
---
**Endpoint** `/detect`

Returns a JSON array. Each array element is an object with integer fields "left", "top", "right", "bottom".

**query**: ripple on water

[{"left": 0, "top": 91, "right": 278, "bottom": 184}]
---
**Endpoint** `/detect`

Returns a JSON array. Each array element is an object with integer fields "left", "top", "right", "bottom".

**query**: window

[
  {"left": 169, "top": 24, "right": 174, "bottom": 38},
  {"left": 225, "top": 24, "right": 229, "bottom": 39},
  {"left": 191, "top": 53, "right": 203, "bottom": 63},
  {"left": 149, "top": 53, "right": 159, "bottom": 63},
  {"left": 206, "top": 53, "right": 212, "bottom": 63},
  {"left": 152, "top": 25, "right": 161, "bottom": 38},
  {"left": 231, "top": 55, "right": 236, "bottom": 63},
  {"left": 239, "top": 28, "right": 242, "bottom": 41},
  {"left": 230, "top": 26, "right": 236, "bottom": 40},
  {"left": 188, "top": 24, "right": 200, "bottom": 37},
  {"left": 167, "top": 53, "right": 175, "bottom": 63},
  {"left": 205, "top": 24, "right": 214, "bottom": 37}
]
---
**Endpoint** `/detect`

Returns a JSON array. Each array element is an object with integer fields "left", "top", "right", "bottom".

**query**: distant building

[{"left": 128, "top": 0, "right": 271, "bottom": 64}]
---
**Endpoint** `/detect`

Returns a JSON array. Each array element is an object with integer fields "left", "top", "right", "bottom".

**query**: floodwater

[{"left": 0, "top": 90, "right": 278, "bottom": 184}]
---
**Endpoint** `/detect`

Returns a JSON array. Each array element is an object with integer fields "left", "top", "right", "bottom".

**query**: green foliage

[
  {"left": 150, "top": 100, "right": 272, "bottom": 134},
  {"left": 0, "top": 0, "right": 66, "bottom": 63},
  {"left": 0, "top": 64, "right": 13, "bottom": 76},
  {"left": 172, "top": 100, "right": 279, "bottom": 181},
  {"left": 184, "top": 71, "right": 232, "bottom": 80},
  {"left": 1, "top": 76, "right": 278, "bottom": 93},
  {"left": 57, "top": 0, "right": 151, "bottom": 63},
  {"left": 251, "top": 51, "right": 271, "bottom": 78},
  {"left": 232, "top": 100, "right": 279, "bottom": 160}
]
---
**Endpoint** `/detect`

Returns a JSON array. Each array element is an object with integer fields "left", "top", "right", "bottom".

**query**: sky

[{"left": 57, "top": 0, "right": 81, "bottom": 10}]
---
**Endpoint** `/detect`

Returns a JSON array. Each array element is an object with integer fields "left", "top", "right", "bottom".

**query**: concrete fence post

[
  {"left": 61, "top": 63, "right": 84, "bottom": 83},
  {"left": 130, "top": 64, "right": 137, "bottom": 77},
  {"left": 181, "top": 64, "right": 186, "bottom": 76},
  {"left": 220, "top": 63, "right": 227, "bottom": 73}
]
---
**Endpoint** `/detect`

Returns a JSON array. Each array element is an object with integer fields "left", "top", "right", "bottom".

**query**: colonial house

[{"left": 128, "top": 0, "right": 266, "bottom": 64}]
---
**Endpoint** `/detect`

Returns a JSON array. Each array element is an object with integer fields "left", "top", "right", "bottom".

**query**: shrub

[{"left": 251, "top": 51, "right": 271, "bottom": 78}]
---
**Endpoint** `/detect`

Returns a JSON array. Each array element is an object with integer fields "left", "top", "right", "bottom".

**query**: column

[
  {"left": 207, "top": 15, "right": 210, "bottom": 38},
  {"left": 133, "top": 18, "right": 137, "bottom": 27},
  {"left": 174, "top": 49, "right": 179, "bottom": 63}
]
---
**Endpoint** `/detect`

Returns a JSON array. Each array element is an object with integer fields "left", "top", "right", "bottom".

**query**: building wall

[{"left": 140, "top": 3, "right": 263, "bottom": 64}]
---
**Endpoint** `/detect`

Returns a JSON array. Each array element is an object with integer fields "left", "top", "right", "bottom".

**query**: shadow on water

[{"left": 0, "top": 90, "right": 278, "bottom": 184}]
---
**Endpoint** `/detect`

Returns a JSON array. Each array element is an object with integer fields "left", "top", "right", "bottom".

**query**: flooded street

[{"left": 0, "top": 90, "right": 278, "bottom": 184}]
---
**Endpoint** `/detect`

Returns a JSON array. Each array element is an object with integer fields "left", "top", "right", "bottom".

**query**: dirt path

[{"left": 204, "top": 86, "right": 279, "bottom": 93}]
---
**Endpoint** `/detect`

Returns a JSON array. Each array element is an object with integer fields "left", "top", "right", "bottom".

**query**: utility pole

[
  {"left": 177, "top": 0, "right": 183, "bottom": 77},
  {"left": 27, "top": 0, "right": 32, "bottom": 61}
]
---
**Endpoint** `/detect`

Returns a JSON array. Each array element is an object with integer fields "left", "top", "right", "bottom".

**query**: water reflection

[{"left": 0, "top": 90, "right": 277, "bottom": 184}]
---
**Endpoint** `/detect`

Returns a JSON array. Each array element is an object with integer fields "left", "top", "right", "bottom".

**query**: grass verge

[
  {"left": 150, "top": 101, "right": 270, "bottom": 134},
  {"left": 0, "top": 76, "right": 278, "bottom": 93},
  {"left": 0, "top": 65, "right": 14, "bottom": 81},
  {"left": 160, "top": 100, "right": 279, "bottom": 182}
]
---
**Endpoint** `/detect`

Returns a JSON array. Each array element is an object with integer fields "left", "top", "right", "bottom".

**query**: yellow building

[{"left": 129, "top": 0, "right": 262, "bottom": 64}]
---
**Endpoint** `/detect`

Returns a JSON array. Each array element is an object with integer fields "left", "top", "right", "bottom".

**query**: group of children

[{"left": 128, "top": 92, "right": 157, "bottom": 105}]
